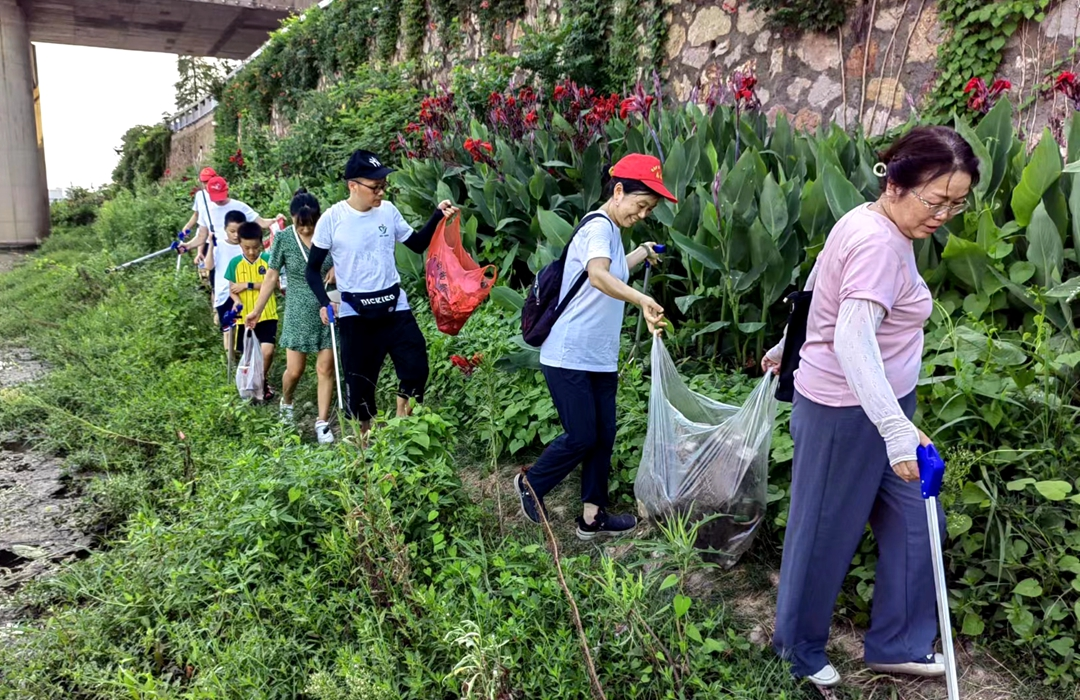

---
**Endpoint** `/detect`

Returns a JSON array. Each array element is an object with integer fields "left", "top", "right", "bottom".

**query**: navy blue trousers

[
  {"left": 773, "top": 391, "right": 945, "bottom": 678},
  {"left": 525, "top": 365, "right": 618, "bottom": 508}
]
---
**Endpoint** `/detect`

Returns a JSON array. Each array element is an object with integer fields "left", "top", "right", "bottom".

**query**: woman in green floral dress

[{"left": 246, "top": 189, "right": 338, "bottom": 444}]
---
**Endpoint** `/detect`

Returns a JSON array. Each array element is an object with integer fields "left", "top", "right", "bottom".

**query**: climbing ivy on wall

[
  {"left": 747, "top": 0, "right": 851, "bottom": 34},
  {"left": 927, "top": 0, "right": 1050, "bottom": 120}
]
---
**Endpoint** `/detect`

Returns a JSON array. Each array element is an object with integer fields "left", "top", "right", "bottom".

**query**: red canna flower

[
  {"left": 524, "top": 110, "right": 539, "bottom": 128},
  {"left": 965, "top": 76, "right": 1009, "bottom": 114},
  {"left": 1055, "top": 71, "right": 1080, "bottom": 110},
  {"left": 451, "top": 354, "right": 475, "bottom": 375},
  {"left": 553, "top": 84, "right": 568, "bottom": 101}
]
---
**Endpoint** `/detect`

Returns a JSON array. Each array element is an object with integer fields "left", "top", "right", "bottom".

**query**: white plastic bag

[
  {"left": 634, "top": 334, "right": 778, "bottom": 567},
  {"left": 235, "top": 329, "right": 265, "bottom": 401}
]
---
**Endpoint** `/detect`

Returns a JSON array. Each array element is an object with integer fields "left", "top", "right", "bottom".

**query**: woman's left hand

[
  {"left": 324, "top": 267, "right": 336, "bottom": 286},
  {"left": 437, "top": 200, "right": 459, "bottom": 219}
]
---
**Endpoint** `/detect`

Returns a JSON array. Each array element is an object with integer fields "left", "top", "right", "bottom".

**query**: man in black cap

[{"left": 305, "top": 149, "right": 458, "bottom": 434}]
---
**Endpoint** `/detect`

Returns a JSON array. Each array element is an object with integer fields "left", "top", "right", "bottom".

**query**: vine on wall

[
  {"left": 746, "top": 0, "right": 851, "bottom": 34},
  {"left": 927, "top": 0, "right": 1051, "bottom": 120}
]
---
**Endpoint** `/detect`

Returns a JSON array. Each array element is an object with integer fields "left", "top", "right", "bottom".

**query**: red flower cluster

[
  {"left": 488, "top": 85, "right": 542, "bottom": 140},
  {"left": 464, "top": 138, "right": 497, "bottom": 168},
  {"left": 549, "top": 80, "right": 625, "bottom": 150},
  {"left": 1055, "top": 71, "right": 1080, "bottom": 110},
  {"left": 964, "top": 77, "right": 1011, "bottom": 114},
  {"left": 228, "top": 149, "right": 245, "bottom": 169},
  {"left": 731, "top": 71, "right": 761, "bottom": 111},
  {"left": 396, "top": 91, "right": 459, "bottom": 161},
  {"left": 419, "top": 92, "right": 455, "bottom": 131},
  {"left": 619, "top": 81, "right": 659, "bottom": 121},
  {"left": 450, "top": 353, "right": 484, "bottom": 376}
]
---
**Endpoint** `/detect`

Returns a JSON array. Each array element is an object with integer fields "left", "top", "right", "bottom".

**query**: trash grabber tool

[
  {"left": 918, "top": 443, "right": 960, "bottom": 700},
  {"left": 223, "top": 303, "right": 243, "bottom": 380},
  {"left": 175, "top": 230, "right": 189, "bottom": 275},
  {"left": 107, "top": 239, "right": 183, "bottom": 274},
  {"left": 634, "top": 243, "right": 666, "bottom": 350},
  {"left": 326, "top": 303, "right": 344, "bottom": 412}
]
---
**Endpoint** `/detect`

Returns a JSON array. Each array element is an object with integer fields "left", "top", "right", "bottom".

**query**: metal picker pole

[
  {"left": 634, "top": 244, "right": 666, "bottom": 350},
  {"left": 175, "top": 231, "right": 188, "bottom": 275},
  {"left": 918, "top": 443, "right": 960, "bottom": 700},
  {"left": 106, "top": 244, "right": 177, "bottom": 273},
  {"left": 326, "top": 304, "right": 344, "bottom": 412}
]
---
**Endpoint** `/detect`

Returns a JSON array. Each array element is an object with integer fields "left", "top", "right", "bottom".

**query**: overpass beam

[{"left": 0, "top": 0, "right": 49, "bottom": 247}]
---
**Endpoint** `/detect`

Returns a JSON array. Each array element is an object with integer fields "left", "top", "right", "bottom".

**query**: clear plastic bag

[
  {"left": 235, "top": 329, "right": 265, "bottom": 401},
  {"left": 634, "top": 334, "right": 779, "bottom": 567}
]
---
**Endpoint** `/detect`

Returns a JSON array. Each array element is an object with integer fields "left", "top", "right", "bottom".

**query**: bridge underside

[{"left": 22, "top": 0, "right": 315, "bottom": 59}]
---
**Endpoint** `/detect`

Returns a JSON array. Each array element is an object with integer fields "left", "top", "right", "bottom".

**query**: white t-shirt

[
  {"left": 311, "top": 199, "right": 415, "bottom": 317},
  {"left": 540, "top": 212, "right": 628, "bottom": 373},
  {"left": 198, "top": 198, "right": 259, "bottom": 307}
]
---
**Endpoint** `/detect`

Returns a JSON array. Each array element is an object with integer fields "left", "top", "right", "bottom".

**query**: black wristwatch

[{"left": 247, "top": 282, "right": 254, "bottom": 290}]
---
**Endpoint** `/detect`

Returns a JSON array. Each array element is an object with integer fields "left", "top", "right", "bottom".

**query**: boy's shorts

[{"left": 235, "top": 320, "right": 278, "bottom": 355}]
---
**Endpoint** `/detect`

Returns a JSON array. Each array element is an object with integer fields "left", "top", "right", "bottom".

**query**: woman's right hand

[
  {"left": 639, "top": 295, "right": 667, "bottom": 334},
  {"left": 762, "top": 344, "right": 783, "bottom": 375},
  {"left": 244, "top": 310, "right": 260, "bottom": 330}
]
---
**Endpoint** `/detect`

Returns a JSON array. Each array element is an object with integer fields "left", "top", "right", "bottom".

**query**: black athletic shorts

[
  {"left": 235, "top": 320, "right": 278, "bottom": 355},
  {"left": 338, "top": 310, "right": 429, "bottom": 422}
]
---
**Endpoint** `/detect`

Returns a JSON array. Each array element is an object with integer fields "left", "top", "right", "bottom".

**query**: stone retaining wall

[{"left": 167, "top": 109, "right": 215, "bottom": 176}]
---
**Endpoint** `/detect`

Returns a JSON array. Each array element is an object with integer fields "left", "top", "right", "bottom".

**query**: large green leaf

[
  {"left": 1011, "top": 128, "right": 1063, "bottom": 227},
  {"left": 798, "top": 178, "right": 832, "bottom": 239},
  {"left": 822, "top": 164, "right": 866, "bottom": 220},
  {"left": 1068, "top": 112, "right": 1080, "bottom": 165},
  {"left": 721, "top": 148, "right": 767, "bottom": 223},
  {"left": 671, "top": 231, "right": 724, "bottom": 270},
  {"left": 987, "top": 266, "right": 1069, "bottom": 330},
  {"left": 1070, "top": 174, "right": 1080, "bottom": 256},
  {"left": 537, "top": 208, "right": 575, "bottom": 249},
  {"left": 974, "top": 98, "right": 1013, "bottom": 195},
  {"left": 953, "top": 113, "right": 993, "bottom": 204},
  {"left": 581, "top": 141, "right": 602, "bottom": 210},
  {"left": 1026, "top": 201, "right": 1064, "bottom": 287},
  {"left": 759, "top": 173, "right": 788, "bottom": 241},
  {"left": 941, "top": 234, "right": 989, "bottom": 291},
  {"left": 489, "top": 286, "right": 525, "bottom": 311}
]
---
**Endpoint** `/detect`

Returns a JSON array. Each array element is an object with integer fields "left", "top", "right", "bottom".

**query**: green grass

[{"left": 0, "top": 221, "right": 818, "bottom": 699}]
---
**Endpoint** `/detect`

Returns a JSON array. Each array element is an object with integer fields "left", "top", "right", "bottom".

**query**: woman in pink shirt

[{"left": 762, "top": 126, "right": 979, "bottom": 688}]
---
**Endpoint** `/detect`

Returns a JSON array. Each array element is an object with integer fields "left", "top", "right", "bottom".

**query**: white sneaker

[
  {"left": 867, "top": 653, "right": 945, "bottom": 677},
  {"left": 315, "top": 420, "right": 335, "bottom": 444},
  {"left": 279, "top": 400, "right": 295, "bottom": 423},
  {"left": 808, "top": 663, "right": 841, "bottom": 687}
]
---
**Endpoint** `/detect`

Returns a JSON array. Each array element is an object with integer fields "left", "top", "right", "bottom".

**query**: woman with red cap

[
  {"left": 183, "top": 167, "right": 217, "bottom": 282},
  {"left": 515, "top": 153, "right": 674, "bottom": 540}
]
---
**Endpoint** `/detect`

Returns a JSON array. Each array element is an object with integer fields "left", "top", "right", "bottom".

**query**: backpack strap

[{"left": 554, "top": 211, "right": 615, "bottom": 316}]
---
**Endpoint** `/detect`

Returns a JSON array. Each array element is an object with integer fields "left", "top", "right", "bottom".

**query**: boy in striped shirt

[{"left": 225, "top": 222, "right": 278, "bottom": 400}]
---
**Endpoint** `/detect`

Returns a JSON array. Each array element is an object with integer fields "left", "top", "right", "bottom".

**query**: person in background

[
  {"left": 246, "top": 189, "right": 339, "bottom": 444},
  {"left": 226, "top": 222, "right": 278, "bottom": 401},
  {"left": 762, "top": 126, "right": 978, "bottom": 688},
  {"left": 205, "top": 210, "right": 249, "bottom": 357},
  {"left": 305, "top": 149, "right": 457, "bottom": 435},
  {"left": 183, "top": 167, "right": 217, "bottom": 283},
  {"left": 514, "top": 154, "right": 670, "bottom": 541}
]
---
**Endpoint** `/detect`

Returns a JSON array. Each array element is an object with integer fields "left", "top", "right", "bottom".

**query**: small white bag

[{"left": 235, "top": 329, "right": 265, "bottom": 401}]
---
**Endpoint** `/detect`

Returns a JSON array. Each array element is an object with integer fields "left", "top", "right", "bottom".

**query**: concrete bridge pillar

[{"left": 0, "top": 0, "right": 49, "bottom": 247}]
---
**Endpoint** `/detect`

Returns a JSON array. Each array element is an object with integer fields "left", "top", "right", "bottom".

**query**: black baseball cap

[{"left": 344, "top": 149, "right": 394, "bottom": 181}]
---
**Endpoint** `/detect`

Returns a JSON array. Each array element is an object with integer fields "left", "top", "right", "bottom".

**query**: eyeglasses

[
  {"left": 350, "top": 179, "right": 387, "bottom": 194},
  {"left": 910, "top": 188, "right": 968, "bottom": 218}
]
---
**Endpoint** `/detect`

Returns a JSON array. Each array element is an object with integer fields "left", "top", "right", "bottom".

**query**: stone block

[
  {"left": 737, "top": 7, "right": 766, "bottom": 34},
  {"left": 866, "top": 77, "right": 906, "bottom": 110},
  {"left": 845, "top": 39, "right": 879, "bottom": 78},
  {"left": 666, "top": 24, "right": 687, "bottom": 59},
  {"left": 875, "top": 6, "right": 904, "bottom": 32},
  {"left": 683, "top": 46, "right": 710, "bottom": 69},
  {"left": 794, "top": 32, "right": 840, "bottom": 71},
  {"left": 688, "top": 6, "right": 733, "bottom": 47},
  {"left": 786, "top": 77, "right": 812, "bottom": 101},
  {"left": 906, "top": 4, "right": 941, "bottom": 64},
  {"left": 753, "top": 30, "right": 771, "bottom": 54},
  {"left": 1044, "top": 0, "right": 1080, "bottom": 39},
  {"left": 770, "top": 46, "right": 784, "bottom": 76},
  {"left": 793, "top": 108, "right": 822, "bottom": 132},
  {"left": 807, "top": 74, "right": 843, "bottom": 109}
]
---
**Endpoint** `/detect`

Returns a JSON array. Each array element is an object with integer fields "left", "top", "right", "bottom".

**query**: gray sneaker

[{"left": 867, "top": 653, "right": 945, "bottom": 677}]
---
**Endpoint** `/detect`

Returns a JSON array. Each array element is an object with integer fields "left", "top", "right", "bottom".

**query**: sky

[{"left": 35, "top": 44, "right": 179, "bottom": 191}]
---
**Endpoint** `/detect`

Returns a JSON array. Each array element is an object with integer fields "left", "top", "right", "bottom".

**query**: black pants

[
  {"left": 525, "top": 365, "right": 618, "bottom": 508},
  {"left": 339, "top": 310, "right": 429, "bottom": 422}
]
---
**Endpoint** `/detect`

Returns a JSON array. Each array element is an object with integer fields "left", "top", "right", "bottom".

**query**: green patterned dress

[{"left": 268, "top": 226, "right": 335, "bottom": 354}]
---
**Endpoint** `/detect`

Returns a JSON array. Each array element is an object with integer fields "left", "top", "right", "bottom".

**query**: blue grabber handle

[
  {"left": 325, "top": 303, "right": 335, "bottom": 324},
  {"left": 917, "top": 443, "right": 946, "bottom": 499},
  {"left": 222, "top": 303, "right": 244, "bottom": 328},
  {"left": 645, "top": 243, "right": 666, "bottom": 269}
]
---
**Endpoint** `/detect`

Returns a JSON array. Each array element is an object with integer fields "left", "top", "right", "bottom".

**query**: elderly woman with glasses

[{"left": 761, "top": 126, "right": 979, "bottom": 688}]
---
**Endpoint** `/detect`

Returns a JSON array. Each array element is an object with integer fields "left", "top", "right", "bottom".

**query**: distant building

[{"left": 48, "top": 188, "right": 65, "bottom": 203}]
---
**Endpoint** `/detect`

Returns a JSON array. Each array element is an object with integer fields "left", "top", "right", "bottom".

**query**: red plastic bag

[{"left": 425, "top": 216, "right": 497, "bottom": 335}]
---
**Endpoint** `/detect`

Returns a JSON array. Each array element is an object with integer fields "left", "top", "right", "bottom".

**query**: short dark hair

[
  {"left": 879, "top": 126, "right": 981, "bottom": 191},
  {"left": 224, "top": 210, "right": 248, "bottom": 227},
  {"left": 290, "top": 188, "right": 321, "bottom": 228},
  {"left": 601, "top": 169, "right": 658, "bottom": 200},
  {"left": 238, "top": 222, "right": 262, "bottom": 241}
]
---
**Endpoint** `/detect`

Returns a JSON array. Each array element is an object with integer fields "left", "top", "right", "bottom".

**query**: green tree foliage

[
  {"left": 173, "top": 56, "right": 233, "bottom": 109},
  {"left": 111, "top": 124, "right": 172, "bottom": 191}
]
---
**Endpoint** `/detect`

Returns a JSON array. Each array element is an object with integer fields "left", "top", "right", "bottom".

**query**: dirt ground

[{"left": 0, "top": 250, "right": 25, "bottom": 275}]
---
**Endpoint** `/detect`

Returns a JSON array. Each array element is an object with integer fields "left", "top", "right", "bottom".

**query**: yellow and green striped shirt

[{"left": 224, "top": 252, "right": 278, "bottom": 321}]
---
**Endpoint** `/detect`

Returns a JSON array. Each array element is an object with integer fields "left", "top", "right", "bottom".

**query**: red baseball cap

[
  {"left": 206, "top": 176, "right": 229, "bottom": 203},
  {"left": 199, "top": 167, "right": 218, "bottom": 183},
  {"left": 611, "top": 153, "right": 678, "bottom": 203}
]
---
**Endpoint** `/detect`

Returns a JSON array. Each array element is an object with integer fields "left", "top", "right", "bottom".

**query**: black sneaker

[
  {"left": 576, "top": 509, "right": 638, "bottom": 541},
  {"left": 514, "top": 472, "right": 546, "bottom": 525}
]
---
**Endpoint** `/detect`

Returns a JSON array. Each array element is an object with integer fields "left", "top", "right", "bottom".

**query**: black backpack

[
  {"left": 775, "top": 290, "right": 813, "bottom": 402},
  {"left": 521, "top": 212, "right": 609, "bottom": 347}
]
